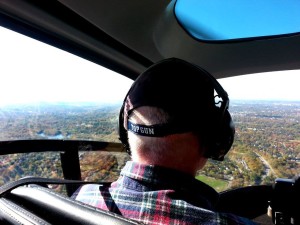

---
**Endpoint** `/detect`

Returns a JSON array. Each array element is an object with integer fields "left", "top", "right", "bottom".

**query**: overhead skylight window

[{"left": 175, "top": 0, "right": 300, "bottom": 41}]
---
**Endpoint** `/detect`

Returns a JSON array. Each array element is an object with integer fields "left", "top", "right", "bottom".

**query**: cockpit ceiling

[{"left": 1, "top": 0, "right": 300, "bottom": 79}]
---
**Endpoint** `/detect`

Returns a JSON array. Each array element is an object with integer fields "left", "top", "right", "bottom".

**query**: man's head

[{"left": 119, "top": 58, "right": 235, "bottom": 162}]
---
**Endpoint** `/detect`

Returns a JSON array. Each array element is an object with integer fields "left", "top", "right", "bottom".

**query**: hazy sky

[
  {"left": 0, "top": 26, "right": 299, "bottom": 106},
  {"left": 0, "top": 27, "right": 132, "bottom": 105},
  {"left": 219, "top": 71, "right": 300, "bottom": 101}
]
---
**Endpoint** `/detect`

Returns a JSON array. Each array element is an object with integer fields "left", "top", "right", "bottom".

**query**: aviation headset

[{"left": 118, "top": 58, "right": 235, "bottom": 161}]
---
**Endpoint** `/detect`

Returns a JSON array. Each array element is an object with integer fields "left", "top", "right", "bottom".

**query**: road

[{"left": 255, "top": 152, "right": 277, "bottom": 177}]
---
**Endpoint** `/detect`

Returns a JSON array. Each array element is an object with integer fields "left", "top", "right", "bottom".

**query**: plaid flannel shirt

[{"left": 72, "top": 161, "right": 258, "bottom": 225}]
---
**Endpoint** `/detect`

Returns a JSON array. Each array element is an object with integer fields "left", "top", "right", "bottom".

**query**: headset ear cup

[
  {"left": 209, "top": 109, "right": 235, "bottom": 161},
  {"left": 220, "top": 110, "right": 235, "bottom": 154}
]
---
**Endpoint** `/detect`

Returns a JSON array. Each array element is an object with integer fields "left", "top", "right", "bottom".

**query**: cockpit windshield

[{"left": 0, "top": 26, "right": 299, "bottom": 192}]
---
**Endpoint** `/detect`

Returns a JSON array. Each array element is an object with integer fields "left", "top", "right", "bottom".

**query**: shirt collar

[{"left": 120, "top": 161, "right": 219, "bottom": 206}]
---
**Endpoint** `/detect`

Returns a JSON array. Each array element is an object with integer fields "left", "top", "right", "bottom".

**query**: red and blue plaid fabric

[{"left": 72, "top": 161, "right": 258, "bottom": 225}]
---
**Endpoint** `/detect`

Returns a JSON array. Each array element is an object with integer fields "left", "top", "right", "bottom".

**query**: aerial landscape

[{"left": 0, "top": 100, "right": 299, "bottom": 192}]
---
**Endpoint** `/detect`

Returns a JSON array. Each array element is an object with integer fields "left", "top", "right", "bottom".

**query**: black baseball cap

[{"left": 121, "top": 58, "right": 221, "bottom": 137}]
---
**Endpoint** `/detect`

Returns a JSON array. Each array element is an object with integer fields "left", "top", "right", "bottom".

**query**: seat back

[{"left": 1, "top": 184, "right": 143, "bottom": 225}]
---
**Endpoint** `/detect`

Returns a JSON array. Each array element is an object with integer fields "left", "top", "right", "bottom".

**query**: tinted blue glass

[{"left": 175, "top": 0, "right": 300, "bottom": 41}]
